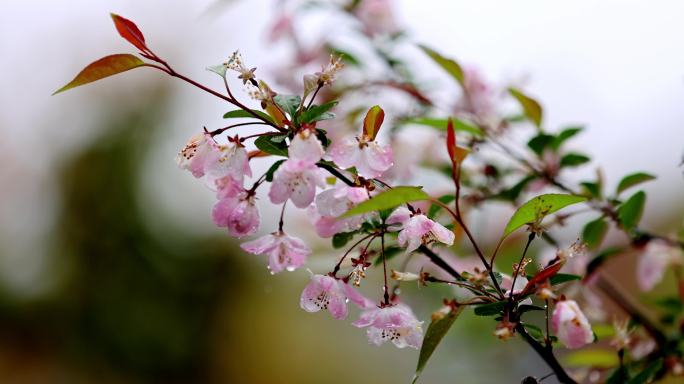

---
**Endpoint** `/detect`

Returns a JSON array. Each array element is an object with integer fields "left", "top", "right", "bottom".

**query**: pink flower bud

[{"left": 552, "top": 300, "right": 593, "bottom": 349}]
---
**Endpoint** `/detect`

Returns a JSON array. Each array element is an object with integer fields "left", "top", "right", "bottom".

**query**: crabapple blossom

[
  {"left": 353, "top": 303, "right": 424, "bottom": 349},
  {"left": 552, "top": 300, "right": 593, "bottom": 349},
  {"left": 241, "top": 231, "right": 310, "bottom": 273},
  {"left": 225, "top": 50, "right": 256, "bottom": 85},
  {"left": 308, "top": 184, "right": 369, "bottom": 237},
  {"left": 637, "top": 240, "right": 683, "bottom": 291},
  {"left": 205, "top": 141, "right": 252, "bottom": 185},
  {"left": 269, "top": 131, "right": 327, "bottom": 208},
  {"left": 329, "top": 136, "right": 393, "bottom": 179},
  {"left": 386, "top": 206, "right": 454, "bottom": 253},
  {"left": 354, "top": 0, "right": 398, "bottom": 37},
  {"left": 212, "top": 191, "right": 260, "bottom": 238},
  {"left": 176, "top": 133, "right": 216, "bottom": 178},
  {"left": 300, "top": 273, "right": 372, "bottom": 320},
  {"left": 312, "top": 55, "right": 344, "bottom": 86}
]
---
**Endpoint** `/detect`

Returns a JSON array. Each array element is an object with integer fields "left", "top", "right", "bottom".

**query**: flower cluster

[{"left": 59, "top": 7, "right": 684, "bottom": 383}]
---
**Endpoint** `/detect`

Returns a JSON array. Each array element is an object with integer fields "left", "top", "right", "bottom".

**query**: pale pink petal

[
  {"left": 430, "top": 221, "right": 455, "bottom": 246},
  {"left": 386, "top": 206, "right": 411, "bottom": 228},
  {"left": 240, "top": 234, "right": 279, "bottom": 255},
  {"left": 329, "top": 137, "right": 361, "bottom": 170},
  {"left": 552, "top": 300, "right": 593, "bottom": 349},
  {"left": 342, "top": 283, "right": 375, "bottom": 309},
  {"left": 356, "top": 142, "right": 393, "bottom": 178},
  {"left": 289, "top": 133, "right": 324, "bottom": 165}
]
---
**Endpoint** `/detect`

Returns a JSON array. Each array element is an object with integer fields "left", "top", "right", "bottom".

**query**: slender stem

[
  {"left": 239, "top": 131, "right": 283, "bottom": 142},
  {"left": 210, "top": 122, "right": 271, "bottom": 137},
  {"left": 147, "top": 60, "right": 284, "bottom": 131},
  {"left": 452, "top": 159, "right": 504, "bottom": 296},
  {"left": 509, "top": 233, "right": 535, "bottom": 303},
  {"left": 317, "top": 162, "right": 355, "bottom": 186},
  {"left": 331, "top": 233, "right": 376, "bottom": 276},
  {"left": 278, "top": 202, "right": 287, "bottom": 232},
  {"left": 515, "top": 324, "right": 577, "bottom": 384},
  {"left": 425, "top": 276, "right": 497, "bottom": 299},
  {"left": 544, "top": 299, "right": 551, "bottom": 348},
  {"left": 305, "top": 83, "right": 323, "bottom": 110},
  {"left": 381, "top": 231, "right": 390, "bottom": 305}
]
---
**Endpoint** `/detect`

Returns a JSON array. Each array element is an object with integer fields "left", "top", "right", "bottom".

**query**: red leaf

[
  {"left": 111, "top": 13, "right": 148, "bottom": 52},
  {"left": 521, "top": 262, "right": 563, "bottom": 295},
  {"left": 53, "top": 54, "right": 146, "bottom": 95},
  {"left": 362, "top": 105, "right": 385, "bottom": 141},
  {"left": 446, "top": 118, "right": 469, "bottom": 165},
  {"left": 446, "top": 118, "right": 456, "bottom": 161}
]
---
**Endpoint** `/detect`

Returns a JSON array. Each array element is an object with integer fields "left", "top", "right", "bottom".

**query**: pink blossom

[
  {"left": 353, "top": 303, "right": 424, "bottom": 349},
  {"left": 354, "top": 0, "right": 398, "bottom": 37},
  {"left": 176, "top": 133, "right": 216, "bottom": 178},
  {"left": 552, "top": 300, "right": 593, "bottom": 349},
  {"left": 637, "top": 240, "right": 683, "bottom": 291},
  {"left": 241, "top": 232, "right": 310, "bottom": 273},
  {"left": 300, "top": 274, "right": 372, "bottom": 320},
  {"left": 309, "top": 184, "right": 369, "bottom": 237},
  {"left": 386, "top": 207, "right": 454, "bottom": 253},
  {"left": 212, "top": 191, "right": 260, "bottom": 238},
  {"left": 204, "top": 142, "right": 252, "bottom": 185},
  {"left": 329, "top": 136, "right": 393, "bottom": 179},
  {"left": 269, "top": 132, "right": 326, "bottom": 208}
]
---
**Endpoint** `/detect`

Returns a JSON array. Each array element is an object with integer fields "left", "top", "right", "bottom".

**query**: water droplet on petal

[{"left": 286, "top": 266, "right": 296, "bottom": 272}]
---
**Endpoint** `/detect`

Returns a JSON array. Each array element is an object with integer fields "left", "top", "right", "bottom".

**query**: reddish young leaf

[
  {"left": 446, "top": 118, "right": 456, "bottom": 161},
  {"left": 111, "top": 13, "right": 148, "bottom": 52},
  {"left": 446, "top": 118, "right": 469, "bottom": 165},
  {"left": 362, "top": 105, "right": 385, "bottom": 140},
  {"left": 53, "top": 54, "right": 146, "bottom": 95},
  {"left": 521, "top": 262, "right": 563, "bottom": 295}
]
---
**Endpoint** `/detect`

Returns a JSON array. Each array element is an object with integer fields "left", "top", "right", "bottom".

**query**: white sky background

[{"left": 0, "top": 0, "right": 683, "bottom": 294}]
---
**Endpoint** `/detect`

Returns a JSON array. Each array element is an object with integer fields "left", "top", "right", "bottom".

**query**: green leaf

[
  {"left": 563, "top": 349, "right": 619, "bottom": 368},
  {"left": 616, "top": 172, "right": 656, "bottom": 195},
  {"left": 341, "top": 186, "right": 430, "bottom": 218},
  {"left": 254, "top": 135, "right": 288, "bottom": 157},
  {"left": 332, "top": 231, "right": 356, "bottom": 249},
  {"left": 428, "top": 195, "right": 456, "bottom": 218},
  {"left": 549, "top": 273, "right": 581, "bottom": 285},
  {"left": 206, "top": 63, "right": 227, "bottom": 78},
  {"left": 273, "top": 94, "right": 301, "bottom": 118},
  {"left": 53, "top": 54, "right": 146, "bottom": 95},
  {"left": 582, "top": 217, "right": 609, "bottom": 249},
  {"left": 617, "top": 191, "right": 646, "bottom": 230},
  {"left": 508, "top": 88, "right": 543, "bottom": 129},
  {"left": 580, "top": 181, "right": 602, "bottom": 199},
  {"left": 551, "top": 126, "right": 583, "bottom": 150},
  {"left": 402, "top": 117, "right": 482, "bottom": 136},
  {"left": 560, "top": 153, "right": 591, "bottom": 167},
  {"left": 412, "top": 306, "right": 464, "bottom": 384},
  {"left": 518, "top": 304, "right": 545, "bottom": 314},
  {"left": 496, "top": 175, "right": 536, "bottom": 202},
  {"left": 264, "top": 159, "right": 286, "bottom": 182},
  {"left": 586, "top": 247, "right": 624, "bottom": 275},
  {"left": 418, "top": 45, "right": 464, "bottom": 86},
  {"left": 300, "top": 101, "right": 339, "bottom": 124},
  {"left": 327, "top": 46, "right": 361, "bottom": 67},
  {"left": 473, "top": 301, "right": 506, "bottom": 316},
  {"left": 503, "top": 194, "right": 587, "bottom": 238},
  {"left": 223, "top": 109, "right": 274, "bottom": 123},
  {"left": 627, "top": 358, "right": 663, "bottom": 384},
  {"left": 527, "top": 133, "right": 555, "bottom": 155}
]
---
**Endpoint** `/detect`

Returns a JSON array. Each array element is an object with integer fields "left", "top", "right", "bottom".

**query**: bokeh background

[{"left": 1, "top": 0, "right": 683, "bottom": 383}]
